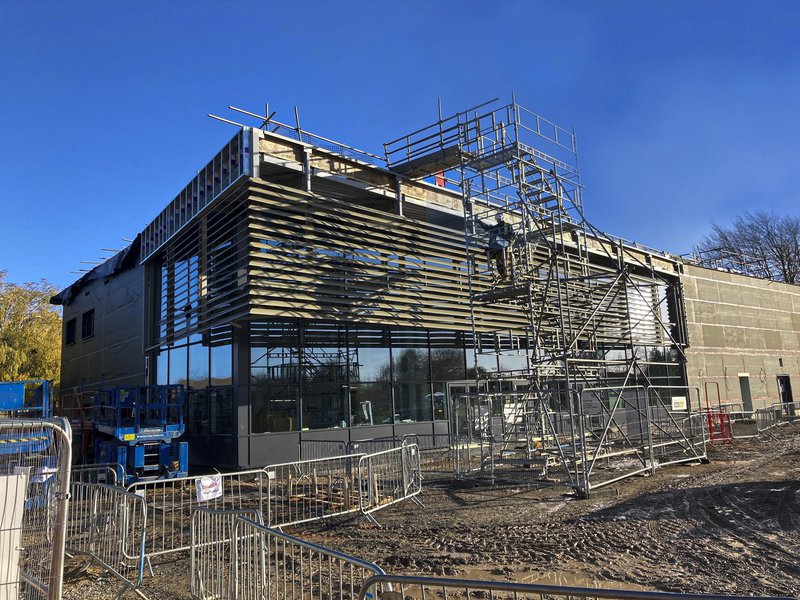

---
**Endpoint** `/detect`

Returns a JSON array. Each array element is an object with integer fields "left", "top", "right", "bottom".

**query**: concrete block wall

[{"left": 682, "top": 264, "right": 800, "bottom": 410}]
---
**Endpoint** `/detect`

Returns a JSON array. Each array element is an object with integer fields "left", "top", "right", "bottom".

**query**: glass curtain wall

[
  {"left": 251, "top": 322, "right": 299, "bottom": 433},
  {"left": 247, "top": 321, "right": 469, "bottom": 432},
  {"left": 392, "top": 329, "right": 432, "bottom": 422},
  {"left": 302, "top": 323, "right": 350, "bottom": 429},
  {"left": 155, "top": 325, "right": 233, "bottom": 435},
  {"left": 157, "top": 321, "right": 686, "bottom": 435},
  {"left": 349, "top": 326, "right": 392, "bottom": 426}
]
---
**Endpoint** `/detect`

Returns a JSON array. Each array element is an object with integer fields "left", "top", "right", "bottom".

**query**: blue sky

[{"left": 1, "top": 1, "right": 798, "bottom": 289}]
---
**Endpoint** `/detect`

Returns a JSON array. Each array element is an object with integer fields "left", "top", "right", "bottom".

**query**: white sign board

[
  {"left": 195, "top": 475, "right": 223, "bottom": 503},
  {"left": 0, "top": 472, "right": 29, "bottom": 600},
  {"left": 671, "top": 396, "right": 687, "bottom": 411}
]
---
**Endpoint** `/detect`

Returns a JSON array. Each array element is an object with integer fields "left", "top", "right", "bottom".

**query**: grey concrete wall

[
  {"left": 60, "top": 265, "right": 146, "bottom": 394},
  {"left": 682, "top": 264, "right": 800, "bottom": 410}
]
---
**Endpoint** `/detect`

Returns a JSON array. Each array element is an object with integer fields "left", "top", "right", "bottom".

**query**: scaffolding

[{"left": 385, "top": 97, "right": 706, "bottom": 496}]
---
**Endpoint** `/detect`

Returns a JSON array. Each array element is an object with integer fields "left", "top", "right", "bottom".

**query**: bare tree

[{"left": 693, "top": 211, "right": 800, "bottom": 284}]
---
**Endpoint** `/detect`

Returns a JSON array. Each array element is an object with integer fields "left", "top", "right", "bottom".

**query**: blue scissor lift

[
  {"left": 92, "top": 385, "right": 188, "bottom": 484},
  {"left": 0, "top": 380, "right": 63, "bottom": 509},
  {"left": 0, "top": 379, "right": 54, "bottom": 418}
]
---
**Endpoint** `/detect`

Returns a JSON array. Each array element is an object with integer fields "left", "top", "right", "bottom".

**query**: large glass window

[
  {"left": 349, "top": 382, "right": 391, "bottom": 425},
  {"left": 210, "top": 327, "right": 232, "bottom": 386},
  {"left": 188, "top": 343, "right": 209, "bottom": 390},
  {"left": 169, "top": 345, "right": 187, "bottom": 386},
  {"left": 430, "top": 332, "right": 467, "bottom": 421},
  {"left": 187, "top": 388, "right": 209, "bottom": 434},
  {"left": 301, "top": 323, "right": 349, "bottom": 429},
  {"left": 349, "top": 327, "right": 392, "bottom": 426},
  {"left": 392, "top": 329, "right": 431, "bottom": 422},
  {"left": 251, "top": 322, "right": 299, "bottom": 433},
  {"left": 156, "top": 348, "right": 169, "bottom": 385},
  {"left": 247, "top": 321, "right": 474, "bottom": 432}
]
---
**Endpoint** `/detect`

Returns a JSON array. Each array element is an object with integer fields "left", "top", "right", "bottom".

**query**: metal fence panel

[
  {"left": 66, "top": 482, "right": 147, "bottom": 596},
  {"left": 265, "top": 454, "right": 365, "bottom": 528},
  {"left": 348, "top": 437, "right": 403, "bottom": 455},
  {"left": 0, "top": 470, "right": 28, "bottom": 599},
  {"left": 771, "top": 401, "right": 800, "bottom": 425},
  {"left": 126, "top": 469, "right": 271, "bottom": 559},
  {"left": 358, "top": 574, "right": 793, "bottom": 600},
  {"left": 645, "top": 387, "right": 706, "bottom": 468},
  {"left": 756, "top": 406, "right": 779, "bottom": 433},
  {"left": 403, "top": 433, "right": 452, "bottom": 474},
  {"left": 358, "top": 445, "right": 422, "bottom": 521},
  {"left": 0, "top": 419, "right": 71, "bottom": 600},
  {"left": 299, "top": 439, "right": 348, "bottom": 461},
  {"left": 234, "top": 517, "right": 385, "bottom": 600},
  {"left": 728, "top": 411, "right": 759, "bottom": 439},
  {"left": 71, "top": 463, "right": 123, "bottom": 485},
  {"left": 190, "top": 508, "right": 262, "bottom": 600}
]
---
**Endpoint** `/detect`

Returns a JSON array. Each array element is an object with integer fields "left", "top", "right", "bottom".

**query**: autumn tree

[
  {"left": 0, "top": 271, "right": 62, "bottom": 382},
  {"left": 693, "top": 211, "right": 800, "bottom": 284}
]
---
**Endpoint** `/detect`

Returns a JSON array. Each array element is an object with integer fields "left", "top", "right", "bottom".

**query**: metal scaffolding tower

[{"left": 385, "top": 98, "right": 706, "bottom": 496}]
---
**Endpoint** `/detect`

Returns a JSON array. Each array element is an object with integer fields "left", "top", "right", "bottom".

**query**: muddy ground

[{"left": 64, "top": 425, "right": 800, "bottom": 599}]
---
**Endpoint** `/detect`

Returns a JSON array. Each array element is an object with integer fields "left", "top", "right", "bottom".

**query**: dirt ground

[{"left": 64, "top": 425, "right": 800, "bottom": 599}]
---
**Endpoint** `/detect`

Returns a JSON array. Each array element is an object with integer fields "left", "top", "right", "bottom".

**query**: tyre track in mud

[
  {"left": 62, "top": 427, "right": 800, "bottom": 598},
  {"left": 311, "top": 426, "right": 800, "bottom": 597}
]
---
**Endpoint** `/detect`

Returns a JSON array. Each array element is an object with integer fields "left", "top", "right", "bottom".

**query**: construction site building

[{"left": 51, "top": 100, "right": 800, "bottom": 487}]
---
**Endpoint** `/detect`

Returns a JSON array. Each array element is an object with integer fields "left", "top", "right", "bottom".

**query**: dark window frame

[
  {"left": 81, "top": 309, "right": 95, "bottom": 340},
  {"left": 65, "top": 318, "right": 77, "bottom": 346}
]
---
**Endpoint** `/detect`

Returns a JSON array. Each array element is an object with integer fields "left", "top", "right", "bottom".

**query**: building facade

[{"left": 53, "top": 108, "right": 800, "bottom": 470}]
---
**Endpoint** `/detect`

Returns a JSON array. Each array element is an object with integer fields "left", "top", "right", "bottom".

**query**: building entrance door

[
  {"left": 777, "top": 375, "right": 794, "bottom": 416},
  {"left": 738, "top": 375, "right": 753, "bottom": 412}
]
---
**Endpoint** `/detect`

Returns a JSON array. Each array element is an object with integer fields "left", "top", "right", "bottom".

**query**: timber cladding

[
  {"left": 246, "top": 178, "right": 526, "bottom": 332},
  {"left": 153, "top": 176, "right": 528, "bottom": 346}
]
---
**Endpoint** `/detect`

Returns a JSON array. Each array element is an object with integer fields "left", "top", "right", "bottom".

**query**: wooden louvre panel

[
  {"left": 155, "top": 180, "right": 251, "bottom": 346},
  {"left": 246, "top": 178, "right": 528, "bottom": 333},
  {"left": 153, "top": 175, "right": 675, "bottom": 348}
]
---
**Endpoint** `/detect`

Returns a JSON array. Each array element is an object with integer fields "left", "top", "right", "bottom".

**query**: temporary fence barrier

[
  {"left": 190, "top": 507, "right": 262, "bottom": 600},
  {"left": 771, "top": 401, "right": 800, "bottom": 425},
  {"left": 728, "top": 411, "right": 759, "bottom": 439},
  {"left": 357, "top": 574, "right": 794, "bottom": 600},
  {"left": 66, "top": 482, "right": 147, "bottom": 598},
  {"left": 299, "top": 439, "right": 348, "bottom": 461},
  {"left": 403, "top": 433, "right": 452, "bottom": 474},
  {"left": 358, "top": 445, "right": 423, "bottom": 524},
  {"left": 0, "top": 419, "right": 72, "bottom": 600},
  {"left": 234, "top": 516, "right": 386, "bottom": 600},
  {"left": 71, "top": 462, "right": 124, "bottom": 485},
  {"left": 704, "top": 411, "right": 732, "bottom": 443},
  {"left": 126, "top": 469, "right": 271, "bottom": 559},
  {"left": 642, "top": 387, "right": 706, "bottom": 470},
  {"left": 265, "top": 454, "right": 365, "bottom": 528},
  {"left": 348, "top": 437, "right": 403, "bottom": 455}
]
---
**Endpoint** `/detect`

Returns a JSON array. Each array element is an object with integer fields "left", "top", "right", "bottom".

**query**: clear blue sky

[{"left": 2, "top": 1, "right": 798, "bottom": 289}]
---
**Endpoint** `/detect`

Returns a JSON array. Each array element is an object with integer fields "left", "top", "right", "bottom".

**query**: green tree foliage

[
  {"left": 0, "top": 271, "right": 61, "bottom": 382},
  {"left": 693, "top": 211, "right": 800, "bottom": 284}
]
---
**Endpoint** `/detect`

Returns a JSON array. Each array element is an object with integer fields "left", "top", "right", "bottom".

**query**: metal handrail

[
  {"left": 236, "top": 516, "right": 387, "bottom": 575},
  {"left": 358, "top": 574, "right": 794, "bottom": 600}
]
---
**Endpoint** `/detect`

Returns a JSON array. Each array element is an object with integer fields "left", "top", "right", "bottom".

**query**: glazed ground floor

[{"left": 151, "top": 318, "right": 686, "bottom": 469}]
